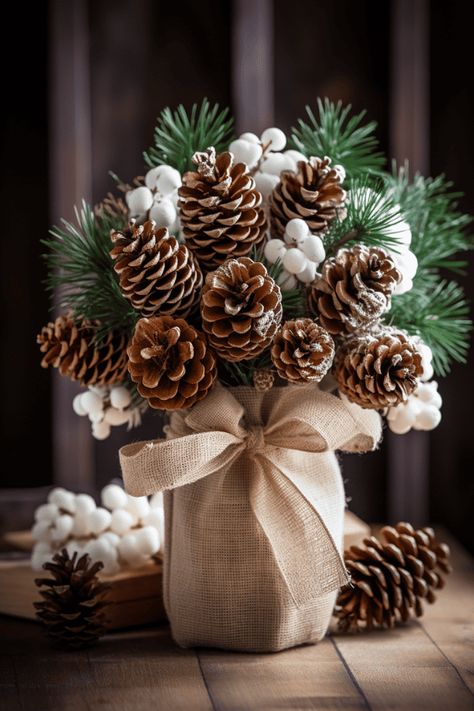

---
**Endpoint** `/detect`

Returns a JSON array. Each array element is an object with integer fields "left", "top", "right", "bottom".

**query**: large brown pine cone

[
  {"left": 127, "top": 315, "right": 216, "bottom": 410},
  {"left": 178, "top": 147, "right": 267, "bottom": 271},
  {"left": 269, "top": 156, "right": 346, "bottom": 238},
  {"left": 34, "top": 549, "right": 109, "bottom": 649},
  {"left": 37, "top": 314, "right": 128, "bottom": 386},
  {"left": 201, "top": 257, "right": 282, "bottom": 362},
  {"left": 271, "top": 318, "right": 335, "bottom": 383},
  {"left": 308, "top": 245, "right": 401, "bottom": 335},
  {"left": 333, "top": 330, "right": 423, "bottom": 409},
  {"left": 110, "top": 221, "right": 202, "bottom": 319},
  {"left": 335, "top": 522, "right": 452, "bottom": 632}
]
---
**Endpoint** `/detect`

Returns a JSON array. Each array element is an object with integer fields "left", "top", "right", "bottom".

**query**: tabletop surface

[{"left": 1, "top": 530, "right": 473, "bottom": 711}]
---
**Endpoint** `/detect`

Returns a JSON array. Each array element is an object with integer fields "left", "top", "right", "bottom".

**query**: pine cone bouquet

[
  {"left": 179, "top": 148, "right": 267, "bottom": 270},
  {"left": 335, "top": 523, "right": 452, "bottom": 632},
  {"left": 271, "top": 319, "right": 335, "bottom": 383},
  {"left": 34, "top": 549, "right": 109, "bottom": 648}
]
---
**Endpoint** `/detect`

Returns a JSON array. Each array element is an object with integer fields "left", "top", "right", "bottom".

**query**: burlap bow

[{"left": 119, "top": 384, "right": 381, "bottom": 607}]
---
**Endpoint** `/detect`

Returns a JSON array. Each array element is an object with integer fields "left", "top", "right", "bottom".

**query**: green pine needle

[
  {"left": 42, "top": 202, "right": 138, "bottom": 341},
  {"left": 144, "top": 98, "right": 234, "bottom": 173},
  {"left": 290, "top": 98, "right": 385, "bottom": 178}
]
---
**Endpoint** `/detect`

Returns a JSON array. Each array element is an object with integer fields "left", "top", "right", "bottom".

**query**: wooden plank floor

[{"left": 1, "top": 532, "right": 473, "bottom": 711}]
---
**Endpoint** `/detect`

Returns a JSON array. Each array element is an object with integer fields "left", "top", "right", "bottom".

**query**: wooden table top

[{"left": 1, "top": 530, "right": 473, "bottom": 711}]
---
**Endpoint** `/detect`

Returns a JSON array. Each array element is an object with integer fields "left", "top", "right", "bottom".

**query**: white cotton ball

[
  {"left": 145, "top": 166, "right": 161, "bottom": 190},
  {"left": 239, "top": 132, "right": 260, "bottom": 144},
  {"left": 72, "top": 394, "right": 88, "bottom": 416},
  {"left": 254, "top": 172, "right": 280, "bottom": 198},
  {"left": 104, "top": 407, "right": 130, "bottom": 426},
  {"left": 118, "top": 533, "right": 148, "bottom": 568},
  {"left": 260, "top": 152, "right": 294, "bottom": 176},
  {"left": 126, "top": 494, "right": 150, "bottom": 519},
  {"left": 416, "top": 342, "right": 433, "bottom": 381},
  {"left": 149, "top": 492, "right": 164, "bottom": 510},
  {"left": 387, "top": 403, "right": 416, "bottom": 434},
  {"left": 48, "top": 487, "right": 76, "bottom": 513},
  {"left": 385, "top": 216, "right": 412, "bottom": 248},
  {"left": 100, "top": 549, "right": 120, "bottom": 576},
  {"left": 92, "top": 421, "right": 111, "bottom": 440},
  {"left": 100, "top": 531, "right": 121, "bottom": 548},
  {"left": 416, "top": 382, "right": 435, "bottom": 403},
  {"left": 261, "top": 127, "right": 286, "bottom": 152},
  {"left": 75, "top": 493, "right": 96, "bottom": 517},
  {"left": 89, "top": 385, "right": 108, "bottom": 398},
  {"left": 393, "top": 274, "right": 413, "bottom": 296},
  {"left": 283, "top": 248, "right": 307, "bottom": 275},
  {"left": 420, "top": 361, "right": 434, "bottom": 383},
  {"left": 65, "top": 540, "right": 83, "bottom": 557},
  {"left": 284, "top": 149, "right": 308, "bottom": 164},
  {"left": 300, "top": 234, "right": 326, "bottom": 263},
  {"left": 135, "top": 526, "right": 160, "bottom": 556},
  {"left": 156, "top": 166, "right": 182, "bottom": 195},
  {"left": 101, "top": 484, "right": 128, "bottom": 511},
  {"left": 229, "top": 138, "right": 262, "bottom": 168},
  {"left": 33, "top": 541, "right": 53, "bottom": 555},
  {"left": 50, "top": 514, "right": 74, "bottom": 542},
  {"left": 86, "top": 538, "right": 111, "bottom": 561},
  {"left": 296, "top": 261, "right": 317, "bottom": 284},
  {"left": 81, "top": 390, "right": 104, "bottom": 415},
  {"left": 71, "top": 513, "right": 91, "bottom": 538},
  {"left": 333, "top": 164, "right": 346, "bottom": 183},
  {"left": 110, "top": 385, "right": 132, "bottom": 410},
  {"left": 88, "top": 409, "right": 104, "bottom": 424},
  {"left": 31, "top": 520, "right": 53, "bottom": 543},
  {"left": 149, "top": 199, "right": 177, "bottom": 227},
  {"left": 31, "top": 549, "right": 53, "bottom": 571},
  {"left": 34, "top": 503, "right": 59, "bottom": 524},
  {"left": 110, "top": 509, "right": 135, "bottom": 535},
  {"left": 415, "top": 405, "right": 442, "bottom": 431},
  {"left": 126, "top": 186, "right": 154, "bottom": 216},
  {"left": 396, "top": 249, "right": 418, "bottom": 280},
  {"left": 285, "top": 218, "right": 309, "bottom": 244},
  {"left": 277, "top": 269, "right": 298, "bottom": 290},
  {"left": 88, "top": 507, "right": 112, "bottom": 535},
  {"left": 264, "top": 238, "right": 286, "bottom": 264},
  {"left": 142, "top": 508, "right": 165, "bottom": 545},
  {"left": 429, "top": 390, "right": 442, "bottom": 410}
]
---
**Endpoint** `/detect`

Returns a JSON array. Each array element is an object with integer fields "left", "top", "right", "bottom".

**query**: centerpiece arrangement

[{"left": 37, "top": 98, "right": 470, "bottom": 651}]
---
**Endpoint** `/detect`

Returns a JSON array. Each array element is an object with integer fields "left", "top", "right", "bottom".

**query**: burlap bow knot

[{"left": 119, "top": 384, "right": 381, "bottom": 607}]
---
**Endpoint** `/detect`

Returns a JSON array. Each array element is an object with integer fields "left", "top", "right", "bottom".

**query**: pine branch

[
  {"left": 218, "top": 351, "right": 273, "bottom": 388},
  {"left": 42, "top": 202, "right": 138, "bottom": 341},
  {"left": 290, "top": 98, "right": 385, "bottom": 178},
  {"left": 144, "top": 99, "right": 234, "bottom": 173}
]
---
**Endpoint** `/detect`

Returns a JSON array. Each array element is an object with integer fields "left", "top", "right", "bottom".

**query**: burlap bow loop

[{"left": 120, "top": 384, "right": 381, "bottom": 607}]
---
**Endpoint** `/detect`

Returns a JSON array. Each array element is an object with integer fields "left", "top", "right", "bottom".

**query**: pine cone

[
  {"left": 34, "top": 549, "right": 109, "bottom": 649},
  {"left": 178, "top": 147, "right": 267, "bottom": 271},
  {"left": 127, "top": 315, "right": 217, "bottom": 410},
  {"left": 271, "top": 318, "right": 335, "bottom": 384},
  {"left": 37, "top": 314, "right": 128, "bottom": 386},
  {"left": 269, "top": 156, "right": 346, "bottom": 238},
  {"left": 201, "top": 257, "right": 282, "bottom": 362},
  {"left": 333, "top": 330, "right": 423, "bottom": 409},
  {"left": 308, "top": 245, "right": 401, "bottom": 335},
  {"left": 253, "top": 368, "right": 275, "bottom": 392},
  {"left": 110, "top": 220, "right": 202, "bottom": 319},
  {"left": 335, "top": 522, "right": 452, "bottom": 632}
]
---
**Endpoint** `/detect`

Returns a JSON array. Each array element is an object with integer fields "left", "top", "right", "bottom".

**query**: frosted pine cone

[{"left": 271, "top": 319, "right": 335, "bottom": 383}]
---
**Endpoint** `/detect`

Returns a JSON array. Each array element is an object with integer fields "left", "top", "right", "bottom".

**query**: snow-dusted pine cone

[
  {"left": 178, "top": 148, "right": 267, "bottom": 271},
  {"left": 201, "top": 257, "right": 282, "bottom": 362},
  {"left": 271, "top": 319, "right": 335, "bottom": 384},
  {"left": 308, "top": 245, "right": 401, "bottom": 335}
]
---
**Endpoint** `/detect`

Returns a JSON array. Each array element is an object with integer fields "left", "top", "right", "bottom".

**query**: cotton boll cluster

[
  {"left": 125, "top": 165, "right": 181, "bottom": 233},
  {"left": 31, "top": 484, "right": 165, "bottom": 575},
  {"left": 387, "top": 381, "right": 442, "bottom": 434},
  {"left": 264, "top": 218, "right": 326, "bottom": 288},
  {"left": 73, "top": 384, "right": 147, "bottom": 440}
]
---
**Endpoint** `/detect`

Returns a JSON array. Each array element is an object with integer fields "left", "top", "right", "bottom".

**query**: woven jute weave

[{"left": 119, "top": 384, "right": 381, "bottom": 652}]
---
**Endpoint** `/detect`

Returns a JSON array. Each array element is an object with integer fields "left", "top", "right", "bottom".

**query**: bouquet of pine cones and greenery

[{"left": 38, "top": 98, "right": 472, "bottom": 440}]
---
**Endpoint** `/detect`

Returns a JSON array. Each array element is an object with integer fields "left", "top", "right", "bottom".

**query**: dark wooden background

[{"left": 1, "top": 0, "right": 473, "bottom": 550}]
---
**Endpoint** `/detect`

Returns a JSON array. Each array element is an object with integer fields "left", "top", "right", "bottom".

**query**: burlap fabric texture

[{"left": 119, "top": 384, "right": 381, "bottom": 652}]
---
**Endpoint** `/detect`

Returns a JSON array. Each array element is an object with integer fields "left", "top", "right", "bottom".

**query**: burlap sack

[{"left": 119, "top": 384, "right": 381, "bottom": 652}]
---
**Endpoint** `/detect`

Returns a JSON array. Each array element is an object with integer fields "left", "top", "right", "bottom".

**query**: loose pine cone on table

[
  {"left": 335, "top": 523, "right": 452, "bottom": 632},
  {"left": 37, "top": 314, "right": 128, "bottom": 386},
  {"left": 308, "top": 245, "right": 401, "bottom": 335},
  {"left": 110, "top": 220, "right": 202, "bottom": 319},
  {"left": 271, "top": 318, "right": 335, "bottom": 384},
  {"left": 127, "top": 315, "right": 217, "bottom": 410},
  {"left": 333, "top": 329, "right": 423, "bottom": 409},
  {"left": 178, "top": 147, "right": 267, "bottom": 271},
  {"left": 34, "top": 549, "right": 109, "bottom": 649},
  {"left": 269, "top": 156, "right": 346, "bottom": 238},
  {"left": 201, "top": 257, "right": 282, "bottom": 362}
]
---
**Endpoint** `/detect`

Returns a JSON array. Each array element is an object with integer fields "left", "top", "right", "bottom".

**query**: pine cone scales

[
  {"left": 111, "top": 221, "right": 202, "bottom": 319},
  {"left": 309, "top": 245, "right": 401, "bottom": 335},
  {"left": 335, "top": 523, "right": 451, "bottom": 632},
  {"left": 37, "top": 314, "right": 128, "bottom": 386},
  {"left": 201, "top": 257, "right": 282, "bottom": 362},
  {"left": 269, "top": 156, "right": 346, "bottom": 238},
  {"left": 128, "top": 315, "right": 216, "bottom": 409},
  {"left": 271, "top": 319, "right": 335, "bottom": 383},
  {"left": 34, "top": 549, "right": 109, "bottom": 648},
  {"left": 179, "top": 148, "right": 267, "bottom": 270},
  {"left": 334, "top": 330, "right": 423, "bottom": 409}
]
